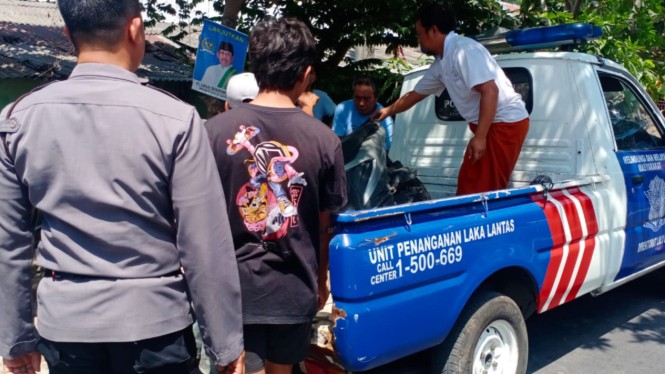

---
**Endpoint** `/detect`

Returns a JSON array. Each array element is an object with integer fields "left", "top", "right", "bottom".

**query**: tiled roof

[
  {"left": 0, "top": 0, "right": 202, "bottom": 48},
  {"left": 0, "top": 0, "right": 64, "bottom": 26},
  {"left": 140, "top": 41, "right": 195, "bottom": 82},
  {"left": 0, "top": 43, "right": 76, "bottom": 80},
  {"left": 0, "top": 21, "right": 194, "bottom": 82},
  {"left": 146, "top": 22, "right": 202, "bottom": 49},
  {"left": 0, "top": 21, "right": 75, "bottom": 80}
]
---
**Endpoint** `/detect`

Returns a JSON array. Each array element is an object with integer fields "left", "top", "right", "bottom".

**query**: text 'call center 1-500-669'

[{"left": 368, "top": 220, "right": 515, "bottom": 286}]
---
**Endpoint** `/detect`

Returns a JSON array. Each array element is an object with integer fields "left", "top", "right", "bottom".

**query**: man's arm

[
  {"left": 323, "top": 93, "right": 337, "bottom": 118},
  {"left": 467, "top": 80, "right": 499, "bottom": 163},
  {"left": 331, "top": 104, "right": 347, "bottom": 136},
  {"left": 317, "top": 139, "right": 348, "bottom": 310},
  {"left": 457, "top": 45, "right": 500, "bottom": 164},
  {"left": 170, "top": 109, "right": 244, "bottom": 370},
  {"left": 298, "top": 91, "right": 320, "bottom": 117},
  {"left": 371, "top": 91, "right": 428, "bottom": 122},
  {"left": 0, "top": 116, "right": 41, "bottom": 373},
  {"left": 373, "top": 63, "right": 446, "bottom": 123},
  {"left": 318, "top": 211, "right": 333, "bottom": 311}
]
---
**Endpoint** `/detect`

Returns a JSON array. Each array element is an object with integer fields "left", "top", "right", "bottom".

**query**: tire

[{"left": 430, "top": 291, "right": 528, "bottom": 374}]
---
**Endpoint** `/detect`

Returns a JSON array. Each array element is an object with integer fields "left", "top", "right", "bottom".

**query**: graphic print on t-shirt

[{"left": 227, "top": 125, "right": 307, "bottom": 240}]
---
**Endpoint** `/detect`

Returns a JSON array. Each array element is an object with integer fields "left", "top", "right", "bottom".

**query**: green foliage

[
  {"left": 529, "top": 0, "right": 665, "bottom": 100},
  {"left": 144, "top": 0, "right": 205, "bottom": 30},
  {"left": 144, "top": 0, "right": 665, "bottom": 103},
  {"left": 144, "top": 0, "right": 521, "bottom": 105},
  {"left": 315, "top": 59, "right": 395, "bottom": 105}
]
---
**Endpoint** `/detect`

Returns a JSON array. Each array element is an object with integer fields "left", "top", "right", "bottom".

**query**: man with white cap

[
  {"left": 225, "top": 72, "right": 260, "bottom": 111},
  {"left": 224, "top": 72, "right": 321, "bottom": 119}
]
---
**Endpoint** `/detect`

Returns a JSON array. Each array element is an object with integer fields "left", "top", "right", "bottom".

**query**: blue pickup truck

[{"left": 302, "top": 24, "right": 665, "bottom": 374}]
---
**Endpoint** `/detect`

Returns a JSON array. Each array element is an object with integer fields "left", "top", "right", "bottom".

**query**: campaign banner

[{"left": 192, "top": 19, "right": 248, "bottom": 100}]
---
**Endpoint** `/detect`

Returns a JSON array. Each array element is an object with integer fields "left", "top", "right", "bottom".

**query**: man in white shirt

[
  {"left": 201, "top": 41, "right": 238, "bottom": 89},
  {"left": 373, "top": 3, "right": 529, "bottom": 196}
]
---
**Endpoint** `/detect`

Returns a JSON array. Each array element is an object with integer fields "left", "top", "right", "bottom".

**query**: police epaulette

[{"left": 1, "top": 81, "right": 59, "bottom": 162}]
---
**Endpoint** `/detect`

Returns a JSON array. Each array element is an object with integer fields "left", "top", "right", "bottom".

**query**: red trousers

[{"left": 456, "top": 118, "right": 530, "bottom": 196}]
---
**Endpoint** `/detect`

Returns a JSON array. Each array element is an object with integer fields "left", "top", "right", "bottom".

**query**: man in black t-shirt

[{"left": 205, "top": 18, "right": 347, "bottom": 374}]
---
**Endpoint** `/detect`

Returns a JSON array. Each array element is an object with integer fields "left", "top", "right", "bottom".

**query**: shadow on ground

[{"left": 526, "top": 268, "right": 665, "bottom": 373}]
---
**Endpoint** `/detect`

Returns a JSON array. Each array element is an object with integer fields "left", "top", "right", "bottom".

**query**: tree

[
  {"left": 145, "top": 0, "right": 520, "bottom": 103},
  {"left": 520, "top": 0, "right": 665, "bottom": 100},
  {"left": 221, "top": 0, "right": 244, "bottom": 28},
  {"left": 145, "top": 0, "right": 665, "bottom": 102},
  {"left": 240, "top": 0, "right": 519, "bottom": 73}
]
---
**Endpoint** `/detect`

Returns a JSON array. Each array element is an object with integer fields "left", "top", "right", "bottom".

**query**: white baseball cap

[{"left": 226, "top": 72, "right": 259, "bottom": 109}]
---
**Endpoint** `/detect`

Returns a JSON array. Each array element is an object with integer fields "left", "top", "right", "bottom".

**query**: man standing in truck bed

[{"left": 373, "top": 3, "right": 529, "bottom": 195}]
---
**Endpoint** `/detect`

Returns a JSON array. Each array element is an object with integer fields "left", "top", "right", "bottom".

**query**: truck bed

[{"left": 314, "top": 176, "right": 607, "bottom": 372}]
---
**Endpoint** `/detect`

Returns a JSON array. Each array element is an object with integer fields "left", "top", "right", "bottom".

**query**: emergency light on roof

[{"left": 475, "top": 23, "right": 603, "bottom": 54}]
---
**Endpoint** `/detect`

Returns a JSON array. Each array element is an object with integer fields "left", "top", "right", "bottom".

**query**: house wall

[
  {"left": 151, "top": 80, "right": 217, "bottom": 119},
  {"left": 0, "top": 78, "right": 213, "bottom": 119}
]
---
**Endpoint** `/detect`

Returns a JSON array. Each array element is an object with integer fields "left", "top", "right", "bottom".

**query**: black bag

[
  {"left": 341, "top": 121, "right": 394, "bottom": 211},
  {"left": 340, "top": 120, "right": 431, "bottom": 211}
]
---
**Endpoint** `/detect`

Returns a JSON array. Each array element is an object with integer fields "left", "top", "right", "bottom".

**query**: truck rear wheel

[{"left": 430, "top": 291, "right": 528, "bottom": 374}]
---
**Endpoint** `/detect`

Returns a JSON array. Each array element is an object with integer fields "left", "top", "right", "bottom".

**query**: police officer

[{"left": 0, "top": 1, "right": 244, "bottom": 373}]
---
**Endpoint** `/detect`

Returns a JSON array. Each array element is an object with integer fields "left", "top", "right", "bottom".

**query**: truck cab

[
  {"left": 303, "top": 24, "right": 665, "bottom": 374},
  {"left": 394, "top": 49, "right": 665, "bottom": 290}
]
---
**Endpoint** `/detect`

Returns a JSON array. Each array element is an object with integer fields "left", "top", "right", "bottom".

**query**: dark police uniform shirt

[{"left": 0, "top": 63, "right": 243, "bottom": 366}]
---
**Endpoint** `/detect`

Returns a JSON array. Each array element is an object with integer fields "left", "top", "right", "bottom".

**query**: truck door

[{"left": 597, "top": 71, "right": 665, "bottom": 280}]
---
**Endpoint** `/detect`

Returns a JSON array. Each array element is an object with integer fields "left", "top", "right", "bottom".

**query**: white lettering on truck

[{"left": 367, "top": 220, "right": 516, "bottom": 286}]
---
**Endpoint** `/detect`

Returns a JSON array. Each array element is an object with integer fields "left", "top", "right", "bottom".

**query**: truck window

[
  {"left": 435, "top": 67, "right": 533, "bottom": 122},
  {"left": 599, "top": 75, "right": 665, "bottom": 150}
]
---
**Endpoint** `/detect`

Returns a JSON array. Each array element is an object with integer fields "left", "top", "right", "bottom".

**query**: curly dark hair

[{"left": 249, "top": 17, "right": 318, "bottom": 91}]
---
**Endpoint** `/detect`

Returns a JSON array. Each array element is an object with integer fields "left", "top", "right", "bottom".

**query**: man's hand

[
  {"left": 298, "top": 91, "right": 320, "bottom": 108},
  {"left": 466, "top": 135, "right": 487, "bottom": 164},
  {"left": 3, "top": 353, "right": 41, "bottom": 374},
  {"left": 298, "top": 91, "right": 320, "bottom": 116},
  {"left": 370, "top": 91, "right": 428, "bottom": 123},
  {"left": 216, "top": 350, "right": 246, "bottom": 374},
  {"left": 370, "top": 107, "right": 391, "bottom": 122},
  {"left": 318, "top": 282, "right": 331, "bottom": 311}
]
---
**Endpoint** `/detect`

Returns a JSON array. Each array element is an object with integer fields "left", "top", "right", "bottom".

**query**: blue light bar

[
  {"left": 506, "top": 23, "right": 603, "bottom": 46},
  {"left": 475, "top": 23, "right": 603, "bottom": 54}
]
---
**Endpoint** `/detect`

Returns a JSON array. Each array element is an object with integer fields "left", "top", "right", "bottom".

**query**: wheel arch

[{"left": 473, "top": 266, "right": 539, "bottom": 319}]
